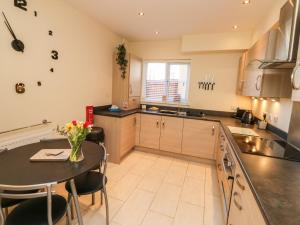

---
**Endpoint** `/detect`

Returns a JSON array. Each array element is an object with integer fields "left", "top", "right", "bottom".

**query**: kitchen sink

[{"left": 159, "top": 110, "right": 178, "bottom": 115}]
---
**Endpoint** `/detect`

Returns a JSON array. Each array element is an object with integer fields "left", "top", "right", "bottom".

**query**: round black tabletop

[{"left": 0, "top": 139, "right": 103, "bottom": 186}]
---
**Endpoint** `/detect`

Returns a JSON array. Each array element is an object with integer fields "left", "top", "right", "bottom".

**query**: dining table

[{"left": 0, "top": 139, "right": 103, "bottom": 225}]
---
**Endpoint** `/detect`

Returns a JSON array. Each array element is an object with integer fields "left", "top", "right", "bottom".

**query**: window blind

[{"left": 143, "top": 61, "right": 190, "bottom": 104}]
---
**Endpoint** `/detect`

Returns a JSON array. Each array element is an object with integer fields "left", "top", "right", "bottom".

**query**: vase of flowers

[{"left": 63, "top": 120, "right": 92, "bottom": 162}]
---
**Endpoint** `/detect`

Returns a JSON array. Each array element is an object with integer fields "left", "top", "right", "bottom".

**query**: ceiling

[{"left": 64, "top": 0, "right": 277, "bottom": 41}]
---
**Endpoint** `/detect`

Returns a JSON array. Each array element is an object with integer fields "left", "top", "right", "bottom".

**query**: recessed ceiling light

[
  {"left": 242, "top": 0, "right": 250, "bottom": 4},
  {"left": 138, "top": 12, "right": 144, "bottom": 16},
  {"left": 233, "top": 25, "right": 238, "bottom": 30},
  {"left": 155, "top": 31, "right": 159, "bottom": 35}
]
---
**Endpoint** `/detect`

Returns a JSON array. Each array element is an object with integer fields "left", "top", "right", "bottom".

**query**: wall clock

[{"left": 2, "top": 0, "right": 60, "bottom": 73}]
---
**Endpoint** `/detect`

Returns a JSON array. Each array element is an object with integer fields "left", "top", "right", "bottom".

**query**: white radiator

[{"left": 0, "top": 124, "right": 59, "bottom": 150}]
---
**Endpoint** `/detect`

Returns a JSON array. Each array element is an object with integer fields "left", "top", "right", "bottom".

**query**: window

[{"left": 142, "top": 61, "right": 190, "bottom": 104}]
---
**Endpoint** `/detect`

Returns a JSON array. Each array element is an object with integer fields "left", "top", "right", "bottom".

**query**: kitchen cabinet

[
  {"left": 139, "top": 114, "right": 161, "bottom": 149},
  {"left": 181, "top": 119, "right": 218, "bottom": 160},
  {"left": 112, "top": 54, "right": 142, "bottom": 110},
  {"left": 135, "top": 113, "right": 141, "bottom": 145},
  {"left": 94, "top": 114, "right": 137, "bottom": 163},
  {"left": 159, "top": 116, "right": 183, "bottom": 153},
  {"left": 226, "top": 133, "right": 267, "bottom": 225},
  {"left": 236, "top": 52, "right": 248, "bottom": 95}
]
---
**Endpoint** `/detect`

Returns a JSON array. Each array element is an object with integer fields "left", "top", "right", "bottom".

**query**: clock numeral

[
  {"left": 14, "top": 0, "right": 27, "bottom": 11},
  {"left": 34, "top": 11, "right": 38, "bottom": 17},
  {"left": 49, "top": 30, "right": 53, "bottom": 36},
  {"left": 51, "top": 50, "right": 58, "bottom": 60},
  {"left": 50, "top": 68, "right": 54, "bottom": 73}
]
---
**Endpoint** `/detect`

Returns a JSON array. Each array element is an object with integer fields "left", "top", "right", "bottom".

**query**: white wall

[
  {"left": 0, "top": 0, "right": 120, "bottom": 132},
  {"left": 129, "top": 40, "right": 251, "bottom": 112},
  {"left": 182, "top": 31, "right": 252, "bottom": 52},
  {"left": 250, "top": 0, "right": 293, "bottom": 132}
]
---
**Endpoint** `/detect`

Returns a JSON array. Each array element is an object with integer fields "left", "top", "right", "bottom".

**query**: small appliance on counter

[
  {"left": 233, "top": 107, "right": 247, "bottom": 119},
  {"left": 258, "top": 113, "right": 267, "bottom": 130},
  {"left": 241, "top": 110, "right": 254, "bottom": 124},
  {"left": 108, "top": 105, "right": 121, "bottom": 112}
]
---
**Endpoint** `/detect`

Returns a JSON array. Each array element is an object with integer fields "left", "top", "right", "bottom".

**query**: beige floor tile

[
  {"left": 164, "top": 170, "right": 186, "bottom": 186},
  {"left": 152, "top": 157, "right": 173, "bottom": 172},
  {"left": 129, "top": 158, "right": 155, "bottom": 176},
  {"left": 204, "top": 194, "right": 225, "bottom": 225},
  {"left": 205, "top": 166, "right": 220, "bottom": 197},
  {"left": 181, "top": 177, "right": 205, "bottom": 207},
  {"left": 109, "top": 173, "right": 142, "bottom": 201},
  {"left": 150, "top": 183, "right": 182, "bottom": 217},
  {"left": 106, "top": 165, "right": 129, "bottom": 182},
  {"left": 113, "top": 189, "right": 155, "bottom": 225},
  {"left": 173, "top": 202, "right": 204, "bottom": 225},
  {"left": 138, "top": 174, "right": 164, "bottom": 193},
  {"left": 141, "top": 211, "right": 173, "bottom": 225},
  {"left": 187, "top": 162, "right": 206, "bottom": 180}
]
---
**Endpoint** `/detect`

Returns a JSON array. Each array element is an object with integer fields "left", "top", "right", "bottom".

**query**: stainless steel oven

[{"left": 216, "top": 130, "right": 235, "bottom": 221}]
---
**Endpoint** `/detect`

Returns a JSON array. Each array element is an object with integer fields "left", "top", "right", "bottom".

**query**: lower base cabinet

[
  {"left": 159, "top": 116, "right": 184, "bottom": 153},
  {"left": 227, "top": 133, "right": 266, "bottom": 225},
  {"left": 94, "top": 114, "right": 137, "bottom": 163},
  {"left": 182, "top": 119, "right": 219, "bottom": 160}
]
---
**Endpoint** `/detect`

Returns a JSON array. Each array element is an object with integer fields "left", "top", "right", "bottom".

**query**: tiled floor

[{"left": 56, "top": 151, "right": 225, "bottom": 225}]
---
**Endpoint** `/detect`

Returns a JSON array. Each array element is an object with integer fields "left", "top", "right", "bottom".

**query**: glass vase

[{"left": 69, "top": 141, "right": 84, "bottom": 163}]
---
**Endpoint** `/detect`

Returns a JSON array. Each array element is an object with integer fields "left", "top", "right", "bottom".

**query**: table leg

[{"left": 70, "top": 179, "right": 84, "bottom": 225}]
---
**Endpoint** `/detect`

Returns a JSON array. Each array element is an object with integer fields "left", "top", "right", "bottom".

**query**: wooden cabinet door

[
  {"left": 120, "top": 114, "right": 136, "bottom": 157},
  {"left": 140, "top": 114, "right": 161, "bottom": 149},
  {"left": 182, "top": 119, "right": 218, "bottom": 159},
  {"left": 242, "top": 60, "right": 262, "bottom": 97},
  {"left": 236, "top": 52, "right": 247, "bottom": 95},
  {"left": 228, "top": 184, "right": 249, "bottom": 225},
  {"left": 135, "top": 113, "right": 141, "bottom": 145},
  {"left": 129, "top": 55, "right": 142, "bottom": 97},
  {"left": 159, "top": 116, "right": 183, "bottom": 153}
]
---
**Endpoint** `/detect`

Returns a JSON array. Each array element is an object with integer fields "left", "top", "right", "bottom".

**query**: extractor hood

[{"left": 259, "top": 0, "right": 300, "bottom": 69}]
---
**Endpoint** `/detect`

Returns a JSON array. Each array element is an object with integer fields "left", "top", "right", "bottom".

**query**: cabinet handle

[
  {"left": 217, "top": 163, "right": 222, "bottom": 171},
  {"left": 233, "top": 192, "right": 242, "bottom": 210},
  {"left": 212, "top": 125, "right": 215, "bottom": 136},
  {"left": 162, "top": 121, "right": 165, "bottom": 128},
  {"left": 291, "top": 62, "right": 300, "bottom": 90},
  {"left": 156, "top": 120, "right": 160, "bottom": 128},
  {"left": 255, "top": 75, "right": 262, "bottom": 91},
  {"left": 134, "top": 117, "right": 137, "bottom": 126},
  {"left": 236, "top": 174, "right": 246, "bottom": 191}
]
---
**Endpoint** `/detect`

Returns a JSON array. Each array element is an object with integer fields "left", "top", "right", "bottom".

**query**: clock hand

[
  {"left": 2, "top": 11, "right": 24, "bottom": 53},
  {"left": 4, "top": 20, "right": 17, "bottom": 40},
  {"left": 2, "top": 12, "right": 18, "bottom": 40}
]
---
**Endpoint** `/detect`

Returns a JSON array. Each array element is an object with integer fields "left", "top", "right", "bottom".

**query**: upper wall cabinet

[
  {"left": 112, "top": 54, "right": 142, "bottom": 110},
  {"left": 236, "top": 52, "right": 248, "bottom": 95}
]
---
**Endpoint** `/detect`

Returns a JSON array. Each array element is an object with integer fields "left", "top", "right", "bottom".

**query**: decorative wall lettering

[
  {"left": 15, "top": 83, "right": 25, "bottom": 94},
  {"left": 14, "top": 0, "right": 27, "bottom": 11}
]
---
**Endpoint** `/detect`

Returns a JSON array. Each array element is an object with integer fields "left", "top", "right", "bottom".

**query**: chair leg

[
  {"left": 91, "top": 193, "right": 95, "bottom": 205},
  {"left": 4, "top": 208, "right": 8, "bottom": 217},
  {"left": 103, "top": 188, "right": 109, "bottom": 225},
  {"left": 100, "top": 191, "right": 103, "bottom": 206},
  {"left": 66, "top": 203, "right": 72, "bottom": 225},
  {"left": 67, "top": 193, "right": 74, "bottom": 219}
]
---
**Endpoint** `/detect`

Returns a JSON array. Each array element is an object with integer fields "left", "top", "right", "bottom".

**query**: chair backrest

[
  {"left": 99, "top": 143, "right": 109, "bottom": 187},
  {"left": 0, "top": 182, "right": 57, "bottom": 225}
]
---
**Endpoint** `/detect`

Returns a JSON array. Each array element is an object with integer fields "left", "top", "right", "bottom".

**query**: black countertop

[{"left": 94, "top": 108, "right": 300, "bottom": 225}]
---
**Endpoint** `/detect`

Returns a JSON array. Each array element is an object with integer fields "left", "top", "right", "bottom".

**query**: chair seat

[
  {"left": 1, "top": 190, "right": 38, "bottom": 208},
  {"left": 65, "top": 171, "right": 107, "bottom": 195},
  {"left": 5, "top": 195, "right": 67, "bottom": 225}
]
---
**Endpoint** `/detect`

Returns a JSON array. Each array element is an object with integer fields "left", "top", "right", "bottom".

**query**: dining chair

[
  {"left": 1, "top": 190, "right": 38, "bottom": 218},
  {"left": 65, "top": 142, "right": 109, "bottom": 225},
  {"left": 0, "top": 182, "right": 71, "bottom": 225}
]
